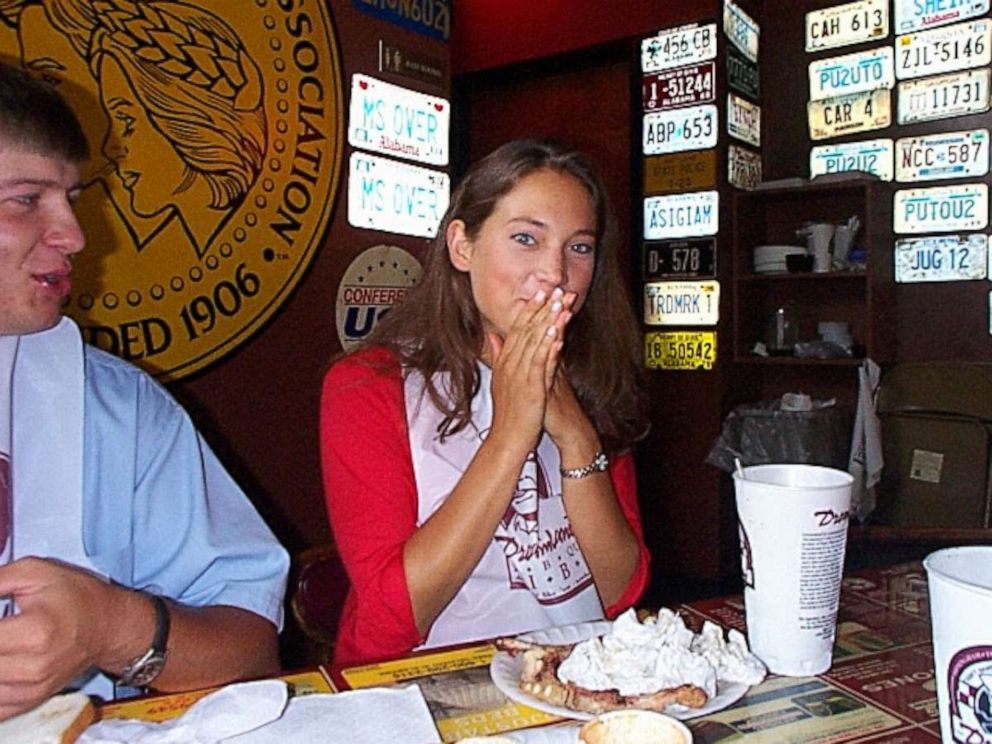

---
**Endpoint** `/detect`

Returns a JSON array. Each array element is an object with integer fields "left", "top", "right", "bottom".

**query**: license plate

[
  {"left": 642, "top": 62, "right": 716, "bottom": 112},
  {"left": 644, "top": 191, "right": 720, "bottom": 240},
  {"left": 728, "top": 144, "right": 762, "bottom": 190},
  {"left": 724, "top": 0, "right": 760, "bottom": 62},
  {"left": 643, "top": 281, "right": 720, "bottom": 325},
  {"left": 896, "top": 129, "right": 990, "bottom": 182},
  {"left": 807, "top": 89, "right": 891, "bottom": 140},
  {"left": 642, "top": 104, "right": 718, "bottom": 155},
  {"left": 727, "top": 45, "right": 760, "bottom": 99},
  {"left": 895, "top": 19, "right": 992, "bottom": 80},
  {"left": 810, "top": 138, "right": 894, "bottom": 180},
  {"left": 643, "top": 238, "right": 717, "bottom": 279},
  {"left": 644, "top": 331, "right": 717, "bottom": 370},
  {"left": 348, "top": 74, "right": 450, "bottom": 166},
  {"left": 727, "top": 93, "right": 761, "bottom": 146},
  {"left": 643, "top": 151, "right": 717, "bottom": 194},
  {"left": 348, "top": 152, "right": 450, "bottom": 238},
  {"left": 895, "top": 234, "right": 989, "bottom": 282},
  {"left": 808, "top": 47, "right": 895, "bottom": 100},
  {"left": 897, "top": 68, "right": 991, "bottom": 123},
  {"left": 895, "top": 0, "right": 990, "bottom": 34},
  {"left": 893, "top": 183, "right": 989, "bottom": 233},
  {"left": 806, "top": 0, "right": 889, "bottom": 52},
  {"left": 641, "top": 23, "right": 717, "bottom": 73}
]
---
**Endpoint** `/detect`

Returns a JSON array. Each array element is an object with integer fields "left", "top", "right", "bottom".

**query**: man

[{"left": 0, "top": 61, "right": 289, "bottom": 721}]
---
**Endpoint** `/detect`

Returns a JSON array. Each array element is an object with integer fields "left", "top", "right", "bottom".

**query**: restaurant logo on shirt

[
  {"left": 949, "top": 646, "right": 992, "bottom": 742},
  {"left": 0, "top": 0, "right": 343, "bottom": 379}
]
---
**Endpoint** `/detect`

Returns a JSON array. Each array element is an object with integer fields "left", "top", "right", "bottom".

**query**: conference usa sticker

[
  {"left": 644, "top": 191, "right": 719, "bottom": 240},
  {"left": 895, "top": 234, "right": 988, "bottom": 282},
  {"left": 893, "top": 183, "right": 989, "bottom": 233}
]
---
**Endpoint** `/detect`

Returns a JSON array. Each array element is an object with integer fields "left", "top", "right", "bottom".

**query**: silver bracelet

[{"left": 560, "top": 451, "right": 609, "bottom": 480}]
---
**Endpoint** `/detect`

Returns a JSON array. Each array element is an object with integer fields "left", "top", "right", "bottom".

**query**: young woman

[{"left": 321, "top": 139, "right": 650, "bottom": 665}]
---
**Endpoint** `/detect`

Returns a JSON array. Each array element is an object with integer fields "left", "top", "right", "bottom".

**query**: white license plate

[
  {"left": 642, "top": 62, "right": 716, "bottom": 111},
  {"left": 895, "top": 0, "right": 990, "bottom": 34},
  {"left": 348, "top": 152, "right": 450, "bottom": 238},
  {"left": 727, "top": 94, "right": 761, "bottom": 146},
  {"left": 728, "top": 144, "right": 762, "bottom": 190},
  {"left": 806, "top": 0, "right": 889, "bottom": 52},
  {"left": 644, "top": 191, "right": 720, "bottom": 240},
  {"left": 643, "top": 281, "right": 720, "bottom": 326},
  {"left": 893, "top": 183, "right": 989, "bottom": 233},
  {"left": 895, "top": 234, "right": 989, "bottom": 282},
  {"left": 348, "top": 74, "right": 450, "bottom": 166},
  {"left": 897, "top": 68, "right": 991, "bottom": 123},
  {"left": 896, "top": 129, "right": 990, "bottom": 181},
  {"left": 808, "top": 46, "right": 895, "bottom": 100},
  {"left": 807, "top": 89, "right": 891, "bottom": 140},
  {"left": 810, "top": 138, "right": 894, "bottom": 180},
  {"left": 644, "top": 331, "right": 717, "bottom": 370},
  {"left": 724, "top": 0, "right": 760, "bottom": 62},
  {"left": 641, "top": 23, "right": 718, "bottom": 72},
  {"left": 643, "top": 104, "right": 718, "bottom": 155},
  {"left": 895, "top": 19, "right": 992, "bottom": 80}
]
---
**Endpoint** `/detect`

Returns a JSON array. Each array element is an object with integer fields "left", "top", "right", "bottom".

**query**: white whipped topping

[{"left": 556, "top": 609, "right": 765, "bottom": 698}]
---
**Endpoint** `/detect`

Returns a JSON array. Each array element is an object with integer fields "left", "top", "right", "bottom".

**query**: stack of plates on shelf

[{"left": 753, "top": 244, "right": 807, "bottom": 274}]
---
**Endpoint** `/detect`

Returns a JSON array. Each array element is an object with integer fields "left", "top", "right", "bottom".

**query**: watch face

[{"left": 121, "top": 653, "right": 167, "bottom": 687}]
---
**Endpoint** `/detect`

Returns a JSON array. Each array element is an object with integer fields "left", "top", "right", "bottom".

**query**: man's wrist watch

[
  {"left": 560, "top": 450, "right": 609, "bottom": 480},
  {"left": 118, "top": 593, "right": 170, "bottom": 687}
]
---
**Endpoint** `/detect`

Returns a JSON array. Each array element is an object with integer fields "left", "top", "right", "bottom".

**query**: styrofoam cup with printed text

[
  {"left": 924, "top": 546, "right": 992, "bottom": 744},
  {"left": 733, "top": 464, "right": 854, "bottom": 676}
]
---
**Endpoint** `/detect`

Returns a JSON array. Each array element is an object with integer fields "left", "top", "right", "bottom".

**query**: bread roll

[
  {"left": 0, "top": 692, "right": 95, "bottom": 743},
  {"left": 580, "top": 710, "right": 693, "bottom": 743}
]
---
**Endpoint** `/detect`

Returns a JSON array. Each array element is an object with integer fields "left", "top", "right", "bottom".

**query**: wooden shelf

[
  {"left": 736, "top": 271, "right": 868, "bottom": 283},
  {"left": 733, "top": 356, "right": 863, "bottom": 366}
]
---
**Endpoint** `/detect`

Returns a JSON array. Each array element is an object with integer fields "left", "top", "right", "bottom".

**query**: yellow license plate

[{"left": 644, "top": 331, "right": 716, "bottom": 370}]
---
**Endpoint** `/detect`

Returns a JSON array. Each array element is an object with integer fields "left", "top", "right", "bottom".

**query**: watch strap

[
  {"left": 560, "top": 450, "right": 609, "bottom": 480},
  {"left": 118, "top": 593, "right": 170, "bottom": 687}
]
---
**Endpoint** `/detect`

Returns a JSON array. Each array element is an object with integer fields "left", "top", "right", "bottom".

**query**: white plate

[{"left": 490, "top": 620, "right": 751, "bottom": 722}]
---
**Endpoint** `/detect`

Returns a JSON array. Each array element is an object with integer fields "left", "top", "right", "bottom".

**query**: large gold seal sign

[{"left": 0, "top": 0, "right": 343, "bottom": 378}]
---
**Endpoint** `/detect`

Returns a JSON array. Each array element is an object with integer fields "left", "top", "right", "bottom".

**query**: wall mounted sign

[
  {"left": 348, "top": 152, "right": 450, "bottom": 238},
  {"left": 727, "top": 93, "right": 761, "bottom": 147},
  {"left": 727, "top": 45, "right": 761, "bottom": 100},
  {"left": 643, "top": 238, "right": 717, "bottom": 280},
  {"left": 897, "top": 68, "right": 991, "bottom": 123},
  {"left": 807, "top": 89, "right": 891, "bottom": 140},
  {"left": 806, "top": 0, "right": 888, "bottom": 52},
  {"left": 895, "top": 19, "right": 992, "bottom": 80},
  {"left": 808, "top": 46, "right": 895, "bottom": 100},
  {"left": 641, "top": 23, "right": 718, "bottom": 73},
  {"left": 642, "top": 62, "right": 716, "bottom": 112},
  {"left": 895, "top": 234, "right": 988, "bottom": 282},
  {"left": 894, "top": 0, "right": 989, "bottom": 34},
  {"left": 724, "top": 0, "right": 760, "bottom": 62},
  {"left": 348, "top": 74, "right": 449, "bottom": 166},
  {"left": 728, "top": 144, "right": 763, "bottom": 190},
  {"left": 645, "top": 331, "right": 717, "bottom": 370},
  {"left": 895, "top": 129, "right": 990, "bottom": 182},
  {"left": 378, "top": 40, "right": 446, "bottom": 86},
  {"left": 643, "top": 104, "right": 718, "bottom": 155},
  {"left": 810, "top": 138, "right": 894, "bottom": 181},
  {"left": 893, "top": 183, "right": 989, "bottom": 233},
  {"left": 352, "top": 0, "right": 450, "bottom": 41},
  {"left": 644, "top": 281, "right": 720, "bottom": 325},
  {"left": 644, "top": 191, "right": 720, "bottom": 240},
  {"left": 643, "top": 151, "right": 718, "bottom": 195}
]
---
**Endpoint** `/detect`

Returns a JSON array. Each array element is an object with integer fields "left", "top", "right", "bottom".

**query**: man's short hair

[{"left": 0, "top": 61, "right": 88, "bottom": 162}]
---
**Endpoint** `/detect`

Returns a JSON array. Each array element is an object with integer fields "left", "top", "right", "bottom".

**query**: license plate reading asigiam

[
  {"left": 895, "top": 19, "right": 992, "bottom": 80},
  {"left": 348, "top": 152, "right": 450, "bottom": 238},
  {"left": 644, "top": 281, "right": 720, "bottom": 325},
  {"left": 895, "top": 234, "right": 989, "bottom": 282},
  {"left": 643, "top": 105, "right": 718, "bottom": 155},
  {"left": 644, "top": 191, "right": 720, "bottom": 240},
  {"left": 645, "top": 331, "right": 717, "bottom": 370},
  {"left": 895, "top": 0, "right": 990, "bottom": 34},
  {"left": 893, "top": 184, "right": 989, "bottom": 233},
  {"left": 806, "top": 0, "right": 888, "bottom": 52},
  {"left": 727, "top": 94, "right": 761, "bottom": 146},
  {"left": 642, "top": 62, "right": 716, "bottom": 111},
  {"left": 807, "top": 89, "right": 891, "bottom": 140},
  {"left": 808, "top": 47, "right": 894, "bottom": 100},
  {"left": 897, "top": 68, "right": 991, "bottom": 123},
  {"left": 641, "top": 23, "right": 717, "bottom": 73},
  {"left": 810, "top": 139, "right": 894, "bottom": 180},
  {"left": 643, "top": 238, "right": 716, "bottom": 280},
  {"left": 724, "top": 0, "right": 760, "bottom": 62},
  {"left": 896, "top": 129, "right": 990, "bottom": 182}
]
